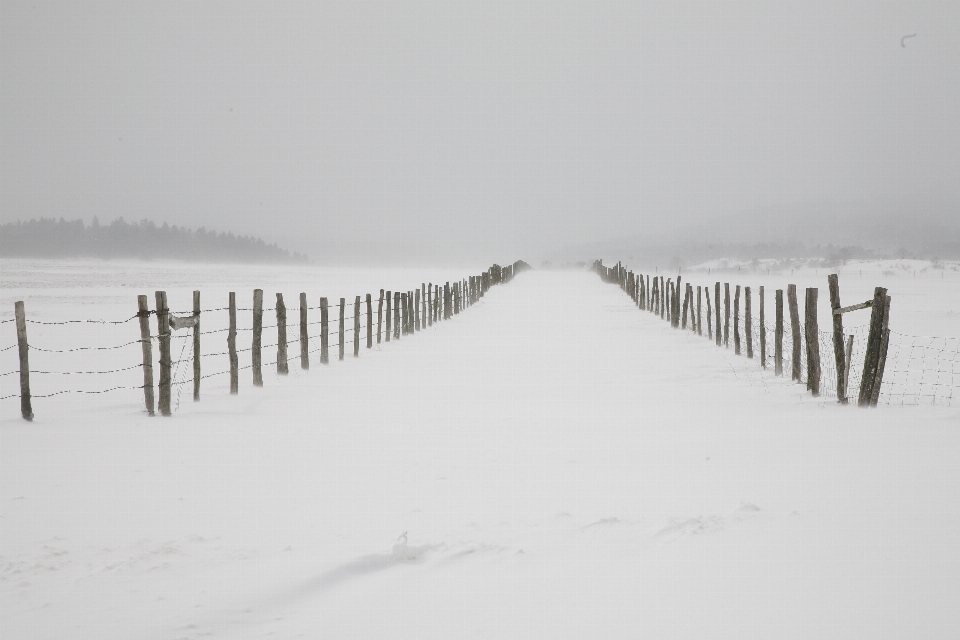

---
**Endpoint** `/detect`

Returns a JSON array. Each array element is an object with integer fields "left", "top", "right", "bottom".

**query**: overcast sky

[{"left": 2, "top": 1, "right": 958, "bottom": 263}]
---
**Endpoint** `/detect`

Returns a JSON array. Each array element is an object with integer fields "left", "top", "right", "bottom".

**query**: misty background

[{"left": 2, "top": 1, "right": 959, "bottom": 266}]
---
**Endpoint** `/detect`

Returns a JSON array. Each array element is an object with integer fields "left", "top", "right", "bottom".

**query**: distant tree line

[{"left": 0, "top": 217, "right": 308, "bottom": 263}]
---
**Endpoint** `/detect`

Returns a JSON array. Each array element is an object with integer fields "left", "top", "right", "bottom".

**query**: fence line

[
  {"left": 3, "top": 261, "right": 532, "bottom": 420},
  {"left": 593, "top": 259, "right": 959, "bottom": 408}
]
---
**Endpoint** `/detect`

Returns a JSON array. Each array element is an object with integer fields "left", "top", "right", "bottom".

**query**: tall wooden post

[
  {"left": 787, "top": 284, "right": 801, "bottom": 382},
  {"left": 338, "top": 298, "right": 345, "bottom": 360},
  {"left": 759, "top": 287, "right": 766, "bottom": 368},
  {"left": 155, "top": 291, "right": 172, "bottom": 414},
  {"left": 320, "top": 297, "right": 329, "bottom": 364},
  {"left": 300, "top": 293, "right": 309, "bottom": 369},
  {"left": 681, "top": 284, "right": 689, "bottom": 329},
  {"left": 415, "top": 287, "right": 421, "bottom": 331},
  {"left": 705, "top": 288, "right": 713, "bottom": 340},
  {"left": 697, "top": 286, "right": 702, "bottom": 335},
  {"left": 385, "top": 291, "right": 392, "bottom": 342},
  {"left": 192, "top": 291, "right": 201, "bottom": 400},
  {"left": 870, "top": 294, "right": 892, "bottom": 406},
  {"left": 715, "top": 282, "right": 721, "bottom": 346},
  {"left": 14, "top": 301, "right": 34, "bottom": 421},
  {"left": 858, "top": 287, "right": 889, "bottom": 406},
  {"left": 377, "top": 290, "right": 384, "bottom": 344},
  {"left": 276, "top": 293, "right": 288, "bottom": 375},
  {"left": 734, "top": 285, "right": 741, "bottom": 355},
  {"left": 827, "top": 274, "right": 846, "bottom": 402},
  {"left": 228, "top": 292, "right": 238, "bottom": 393},
  {"left": 805, "top": 288, "right": 821, "bottom": 396},
  {"left": 744, "top": 287, "right": 753, "bottom": 358},
  {"left": 354, "top": 296, "right": 361, "bottom": 357},
  {"left": 137, "top": 295, "right": 155, "bottom": 415},
  {"left": 252, "top": 289, "right": 263, "bottom": 386},
  {"left": 724, "top": 283, "right": 731, "bottom": 347},
  {"left": 394, "top": 292, "right": 401, "bottom": 339},
  {"left": 427, "top": 284, "right": 433, "bottom": 326},
  {"left": 775, "top": 289, "right": 784, "bottom": 376},
  {"left": 444, "top": 283, "right": 451, "bottom": 320},
  {"left": 366, "top": 293, "right": 373, "bottom": 349}
]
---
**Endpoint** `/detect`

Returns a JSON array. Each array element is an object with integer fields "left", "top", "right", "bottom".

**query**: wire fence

[{"left": 597, "top": 262, "right": 960, "bottom": 408}]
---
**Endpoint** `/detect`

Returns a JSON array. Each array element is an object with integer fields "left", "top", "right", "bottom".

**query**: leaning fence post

[
  {"left": 775, "top": 289, "right": 784, "bottom": 376},
  {"left": 192, "top": 291, "right": 201, "bottom": 400},
  {"left": 759, "top": 287, "right": 766, "bottom": 368},
  {"left": 428, "top": 284, "right": 433, "bottom": 326},
  {"left": 339, "top": 298, "right": 345, "bottom": 361},
  {"left": 415, "top": 287, "right": 421, "bottom": 331},
  {"left": 252, "top": 289, "right": 264, "bottom": 386},
  {"left": 787, "top": 285, "right": 801, "bottom": 382},
  {"left": 705, "top": 287, "right": 713, "bottom": 340},
  {"left": 320, "top": 297, "right": 329, "bottom": 364},
  {"left": 155, "top": 291, "right": 172, "bottom": 415},
  {"left": 744, "top": 286, "right": 753, "bottom": 358},
  {"left": 354, "top": 296, "right": 361, "bottom": 357},
  {"left": 300, "top": 293, "right": 309, "bottom": 369},
  {"left": 229, "top": 292, "right": 238, "bottom": 393},
  {"left": 385, "top": 291, "right": 392, "bottom": 342},
  {"left": 377, "top": 290, "right": 384, "bottom": 344},
  {"left": 276, "top": 293, "right": 288, "bottom": 375},
  {"left": 137, "top": 295, "right": 155, "bottom": 415},
  {"left": 734, "top": 285, "right": 741, "bottom": 355},
  {"left": 14, "top": 301, "right": 34, "bottom": 421},
  {"left": 724, "top": 283, "right": 731, "bottom": 347},
  {"left": 366, "top": 294, "right": 373, "bottom": 349},
  {"left": 805, "top": 288, "right": 821, "bottom": 396},
  {"left": 827, "top": 274, "right": 846, "bottom": 402},
  {"left": 697, "top": 286, "right": 702, "bottom": 335},
  {"left": 863, "top": 291, "right": 891, "bottom": 407},
  {"left": 394, "top": 292, "right": 401, "bottom": 339},
  {"left": 714, "top": 282, "right": 721, "bottom": 345}
]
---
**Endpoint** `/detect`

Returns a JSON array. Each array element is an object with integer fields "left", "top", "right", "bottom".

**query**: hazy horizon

[{"left": 3, "top": 1, "right": 959, "bottom": 264}]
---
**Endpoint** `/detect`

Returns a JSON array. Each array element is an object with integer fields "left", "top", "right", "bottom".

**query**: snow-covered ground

[{"left": 2, "top": 260, "right": 959, "bottom": 639}]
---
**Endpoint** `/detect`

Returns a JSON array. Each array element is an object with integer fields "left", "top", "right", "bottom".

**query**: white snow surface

[{"left": 2, "top": 260, "right": 959, "bottom": 639}]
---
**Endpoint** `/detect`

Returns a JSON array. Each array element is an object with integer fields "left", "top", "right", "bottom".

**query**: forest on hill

[{"left": 0, "top": 217, "right": 308, "bottom": 263}]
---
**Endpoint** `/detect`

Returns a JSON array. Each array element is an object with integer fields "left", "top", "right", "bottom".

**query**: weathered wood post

[
  {"left": 805, "top": 288, "right": 821, "bottom": 396},
  {"left": 320, "top": 297, "right": 329, "bottom": 364},
  {"left": 354, "top": 296, "right": 361, "bottom": 356},
  {"left": 870, "top": 294, "right": 892, "bottom": 406},
  {"left": 787, "top": 285, "right": 801, "bottom": 382},
  {"left": 827, "top": 274, "right": 846, "bottom": 402},
  {"left": 137, "top": 295, "right": 155, "bottom": 415},
  {"left": 843, "top": 335, "right": 854, "bottom": 403},
  {"left": 444, "top": 283, "right": 451, "bottom": 320},
  {"left": 715, "top": 282, "right": 721, "bottom": 345},
  {"left": 427, "top": 284, "right": 433, "bottom": 326},
  {"left": 697, "top": 286, "right": 702, "bottom": 335},
  {"left": 192, "top": 291, "right": 201, "bottom": 400},
  {"left": 276, "top": 293, "right": 288, "bottom": 375},
  {"left": 385, "top": 291, "right": 392, "bottom": 342},
  {"left": 338, "top": 298, "right": 346, "bottom": 360},
  {"left": 681, "top": 284, "right": 689, "bottom": 329},
  {"left": 734, "top": 285, "right": 741, "bottom": 355},
  {"left": 228, "top": 292, "right": 238, "bottom": 393},
  {"left": 300, "top": 293, "right": 309, "bottom": 369},
  {"left": 744, "top": 287, "right": 753, "bottom": 358},
  {"left": 14, "top": 301, "right": 33, "bottom": 421},
  {"left": 759, "top": 287, "right": 766, "bottom": 368},
  {"left": 399, "top": 293, "right": 406, "bottom": 337},
  {"left": 252, "top": 289, "right": 263, "bottom": 386},
  {"left": 377, "top": 290, "right": 384, "bottom": 344},
  {"left": 155, "top": 291, "right": 172, "bottom": 414},
  {"left": 674, "top": 276, "right": 682, "bottom": 328},
  {"left": 366, "top": 293, "right": 373, "bottom": 349},
  {"left": 775, "top": 289, "right": 784, "bottom": 376},
  {"left": 394, "top": 292, "right": 401, "bottom": 339},
  {"left": 859, "top": 287, "right": 889, "bottom": 406},
  {"left": 705, "top": 287, "right": 713, "bottom": 340},
  {"left": 724, "top": 283, "right": 731, "bottom": 348}
]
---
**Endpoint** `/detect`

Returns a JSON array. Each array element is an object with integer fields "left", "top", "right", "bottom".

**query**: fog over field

[{"left": 2, "top": 1, "right": 959, "bottom": 264}]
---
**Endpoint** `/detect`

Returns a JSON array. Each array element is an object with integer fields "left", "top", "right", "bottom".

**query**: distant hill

[{"left": 0, "top": 217, "right": 308, "bottom": 263}]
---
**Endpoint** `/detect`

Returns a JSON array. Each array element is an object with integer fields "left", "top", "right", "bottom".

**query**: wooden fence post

[
  {"left": 787, "top": 285, "right": 801, "bottom": 382},
  {"left": 759, "top": 287, "right": 766, "bottom": 368},
  {"left": 775, "top": 289, "right": 784, "bottom": 376},
  {"left": 427, "top": 284, "right": 433, "bottom": 326},
  {"left": 827, "top": 274, "right": 846, "bottom": 402},
  {"left": 14, "top": 301, "right": 34, "bottom": 421},
  {"left": 192, "top": 291, "right": 201, "bottom": 400},
  {"left": 715, "top": 282, "right": 721, "bottom": 345},
  {"left": 339, "top": 298, "right": 345, "bottom": 360},
  {"left": 394, "top": 292, "right": 401, "bottom": 339},
  {"left": 724, "top": 283, "right": 731, "bottom": 348},
  {"left": 137, "top": 295, "right": 155, "bottom": 415},
  {"left": 354, "top": 296, "right": 361, "bottom": 357},
  {"left": 681, "top": 283, "right": 689, "bottom": 329},
  {"left": 444, "top": 283, "right": 451, "bottom": 320},
  {"left": 705, "top": 287, "right": 713, "bottom": 340},
  {"left": 155, "top": 291, "right": 172, "bottom": 414},
  {"left": 385, "top": 291, "right": 392, "bottom": 342},
  {"left": 805, "top": 288, "right": 821, "bottom": 396},
  {"left": 858, "top": 287, "right": 889, "bottom": 406},
  {"left": 697, "top": 286, "right": 702, "bottom": 335},
  {"left": 366, "top": 294, "right": 372, "bottom": 349},
  {"left": 300, "top": 293, "right": 309, "bottom": 369},
  {"left": 843, "top": 335, "right": 854, "bottom": 403},
  {"left": 276, "top": 293, "right": 288, "bottom": 375},
  {"left": 744, "top": 287, "right": 753, "bottom": 358},
  {"left": 229, "top": 292, "right": 238, "bottom": 393},
  {"left": 734, "top": 285, "right": 741, "bottom": 355},
  {"left": 870, "top": 293, "right": 892, "bottom": 406},
  {"left": 252, "top": 289, "right": 263, "bottom": 386},
  {"left": 320, "top": 297, "right": 329, "bottom": 364},
  {"left": 377, "top": 290, "right": 384, "bottom": 344}
]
